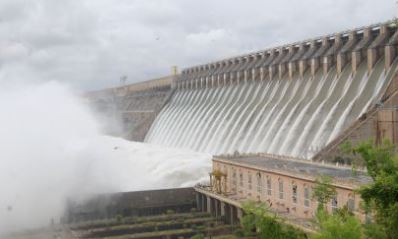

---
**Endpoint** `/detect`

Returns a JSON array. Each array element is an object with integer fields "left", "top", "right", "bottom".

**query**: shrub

[
  {"left": 115, "top": 214, "right": 123, "bottom": 223},
  {"left": 241, "top": 201, "right": 306, "bottom": 239},
  {"left": 166, "top": 209, "right": 175, "bottom": 215},
  {"left": 190, "top": 234, "right": 205, "bottom": 239},
  {"left": 311, "top": 208, "right": 362, "bottom": 239}
]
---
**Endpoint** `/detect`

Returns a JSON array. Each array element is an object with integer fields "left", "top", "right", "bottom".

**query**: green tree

[
  {"left": 352, "top": 140, "right": 398, "bottom": 239},
  {"left": 312, "top": 176, "right": 337, "bottom": 212},
  {"left": 190, "top": 234, "right": 205, "bottom": 239},
  {"left": 362, "top": 223, "right": 387, "bottom": 239},
  {"left": 241, "top": 201, "right": 307, "bottom": 239},
  {"left": 311, "top": 176, "right": 362, "bottom": 239},
  {"left": 311, "top": 207, "right": 362, "bottom": 239}
]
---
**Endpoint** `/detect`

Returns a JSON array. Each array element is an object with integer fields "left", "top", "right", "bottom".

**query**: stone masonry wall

[{"left": 86, "top": 75, "right": 174, "bottom": 141}]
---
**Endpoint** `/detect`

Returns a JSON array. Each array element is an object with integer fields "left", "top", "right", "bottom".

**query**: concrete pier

[
  {"left": 178, "top": 20, "right": 398, "bottom": 89},
  {"left": 195, "top": 191, "right": 241, "bottom": 225}
]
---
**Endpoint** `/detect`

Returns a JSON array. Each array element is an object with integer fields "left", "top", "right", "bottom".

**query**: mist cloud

[{"left": 0, "top": 82, "right": 211, "bottom": 234}]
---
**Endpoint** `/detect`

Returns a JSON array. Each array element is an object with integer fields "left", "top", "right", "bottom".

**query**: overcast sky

[{"left": 0, "top": 0, "right": 396, "bottom": 91}]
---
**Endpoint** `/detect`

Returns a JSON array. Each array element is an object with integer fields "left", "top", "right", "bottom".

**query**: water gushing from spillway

[
  {"left": 0, "top": 82, "right": 211, "bottom": 235},
  {"left": 146, "top": 58, "right": 398, "bottom": 158}
]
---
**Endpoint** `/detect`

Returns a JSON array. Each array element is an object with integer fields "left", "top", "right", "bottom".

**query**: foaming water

[
  {"left": 0, "top": 82, "right": 211, "bottom": 234},
  {"left": 146, "top": 59, "right": 398, "bottom": 158}
]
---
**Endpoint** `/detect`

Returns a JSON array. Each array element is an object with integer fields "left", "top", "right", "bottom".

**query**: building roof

[{"left": 214, "top": 155, "right": 372, "bottom": 186}]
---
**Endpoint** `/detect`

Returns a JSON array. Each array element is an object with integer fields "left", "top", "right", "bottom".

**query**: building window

[
  {"left": 365, "top": 213, "right": 372, "bottom": 224},
  {"left": 232, "top": 169, "right": 237, "bottom": 192},
  {"left": 248, "top": 172, "right": 252, "bottom": 190},
  {"left": 347, "top": 197, "right": 355, "bottom": 212},
  {"left": 292, "top": 184, "right": 298, "bottom": 204},
  {"left": 278, "top": 179, "right": 284, "bottom": 200},
  {"left": 304, "top": 187, "right": 310, "bottom": 207},
  {"left": 256, "top": 173, "right": 262, "bottom": 193},
  {"left": 331, "top": 196, "right": 338, "bottom": 212},
  {"left": 239, "top": 173, "right": 244, "bottom": 187},
  {"left": 267, "top": 177, "right": 272, "bottom": 196}
]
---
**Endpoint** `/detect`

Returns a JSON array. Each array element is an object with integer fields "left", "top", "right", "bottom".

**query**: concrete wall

[
  {"left": 65, "top": 187, "right": 196, "bottom": 223},
  {"left": 85, "top": 75, "right": 174, "bottom": 98},
  {"left": 85, "top": 75, "right": 175, "bottom": 141},
  {"left": 377, "top": 108, "right": 398, "bottom": 143}
]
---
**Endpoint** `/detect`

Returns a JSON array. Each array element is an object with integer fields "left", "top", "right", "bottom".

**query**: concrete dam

[
  {"left": 145, "top": 21, "right": 398, "bottom": 159},
  {"left": 67, "top": 21, "right": 398, "bottom": 238}
]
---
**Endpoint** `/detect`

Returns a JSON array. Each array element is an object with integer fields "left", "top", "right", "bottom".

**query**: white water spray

[
  {"left": 146, "top": 59, "right": 396, "bottom": 158},
  {"left": 0, "top": 82, "right": 211, "bottom": 235}
]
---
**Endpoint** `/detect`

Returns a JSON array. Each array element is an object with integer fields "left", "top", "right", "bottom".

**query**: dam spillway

[{"left": 145, "top": 22, "right": 398, "bottom": 159}]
